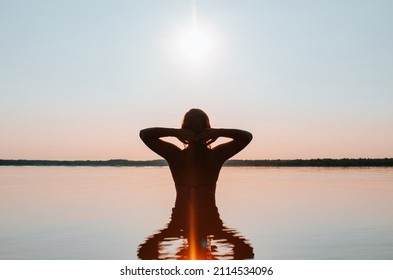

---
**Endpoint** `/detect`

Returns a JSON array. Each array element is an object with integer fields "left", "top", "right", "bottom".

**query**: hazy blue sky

[{"left": 1, "top": 0, "right": 392, "bottom": 160}]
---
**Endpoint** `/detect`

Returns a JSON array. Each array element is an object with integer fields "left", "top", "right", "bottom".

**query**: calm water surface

[{"left": 0, "top": 166, "right": 392, "bottom": 259}]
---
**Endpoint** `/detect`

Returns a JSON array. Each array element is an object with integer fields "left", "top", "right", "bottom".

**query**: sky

[{"left": 0, "top": 0, "right": 392, "bottom": 160}]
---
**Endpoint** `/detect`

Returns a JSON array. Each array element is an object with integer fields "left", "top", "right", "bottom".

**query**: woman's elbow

[
  {"left": 139, "top": 129, "right": 148, "bottom": 141},
  {"left": 245, "top": 131, "right": 253, "bottom": 143}
]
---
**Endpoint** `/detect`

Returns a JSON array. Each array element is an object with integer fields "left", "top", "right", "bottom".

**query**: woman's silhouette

[
  {"left": 140, "top": 108, "right": 252, "bottom": 190},
  {"left": 139, "top": 108, "right": 253, "bottom": 259}
]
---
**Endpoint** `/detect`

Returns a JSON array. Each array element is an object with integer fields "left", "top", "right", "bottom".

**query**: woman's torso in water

[{"left": 167, "top": 144, "right": 224, "bottom": 188}]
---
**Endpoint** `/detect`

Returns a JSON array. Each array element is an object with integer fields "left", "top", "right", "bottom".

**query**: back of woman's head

[{"left": 181, "top": 108, "right": 211, "bottom": 134}]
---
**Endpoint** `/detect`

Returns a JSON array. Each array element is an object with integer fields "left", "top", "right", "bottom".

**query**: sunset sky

[{"left": 1, "top": 0, "right": 392, "bottom": 160}]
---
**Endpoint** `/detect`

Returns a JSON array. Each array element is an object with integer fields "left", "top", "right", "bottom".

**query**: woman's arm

[
  {"left": 140, "top": 127, "right": 196, "bottom": 143},
  {"left": 139, "top": 127, "right": 196, "bottom": 159},
  {"left": 197, "top": 128, "right": 252, "bottom": 161}
]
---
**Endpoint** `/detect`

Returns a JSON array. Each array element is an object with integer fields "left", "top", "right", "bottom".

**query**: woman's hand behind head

[
  {"left": 177, "top": 129, "right": 197, "bottom": 144},
  {"left": 196, "top": 129, "right": 219, "bottom": 146}
]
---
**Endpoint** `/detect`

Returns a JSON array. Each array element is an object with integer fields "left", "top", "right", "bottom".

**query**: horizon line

[
  {"left": 1, "top": 158, "right": 393, "bottom": 167},
  {"left": 1, "top": 157, "right": 393, "bottom": 161}
]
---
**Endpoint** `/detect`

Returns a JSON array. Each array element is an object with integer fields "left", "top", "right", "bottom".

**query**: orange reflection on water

[{"left": 188, "top": 188, "right": 198, "bottom": 260}]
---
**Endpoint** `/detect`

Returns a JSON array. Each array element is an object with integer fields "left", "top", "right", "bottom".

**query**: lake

[{"left": 0, "top": 166, "right": 392, "bottom": 259}]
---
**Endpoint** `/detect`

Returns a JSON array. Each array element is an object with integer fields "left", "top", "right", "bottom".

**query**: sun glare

[
  {"left": 180, "top": 27, "right": 211, "bottom": 62},
  {"left": 169, "top": 1, "right": 220, "bottom": 66}
]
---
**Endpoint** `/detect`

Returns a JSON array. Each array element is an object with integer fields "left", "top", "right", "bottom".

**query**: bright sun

[
  {"left": 171, "top": 1, "right": 218, "bottom": 65},
  {"left": 179, "top": 27, "right": 211, "bottom": 62}
]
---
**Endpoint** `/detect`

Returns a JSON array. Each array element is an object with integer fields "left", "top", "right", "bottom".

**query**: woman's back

[{"left": 167, "top": 144, "right": 224, "bottom": 187}]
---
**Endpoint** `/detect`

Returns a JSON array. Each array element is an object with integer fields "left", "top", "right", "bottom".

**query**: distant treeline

[
  {"left": 0, "top": 159, "right": 167, "bottom": 167},
  {"left": 224, "top": 158, "right": 393, "bottom": 167},
  {"left": 1, "top": 158, "right": 393, "bottom": 167}
]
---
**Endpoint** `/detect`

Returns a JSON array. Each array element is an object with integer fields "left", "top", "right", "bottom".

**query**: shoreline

[{"left": 1, "top": 158, "right": 393, "bottom": 167}]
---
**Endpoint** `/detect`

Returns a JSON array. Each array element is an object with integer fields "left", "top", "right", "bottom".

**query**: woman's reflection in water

[
  {"left": 138, "top": 186, "right": 254, "bottom": 260},
  {"left": 139, "top": 109, "right": 253, "bottom": 259}
]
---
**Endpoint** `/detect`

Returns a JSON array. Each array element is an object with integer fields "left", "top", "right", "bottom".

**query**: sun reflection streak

[{"left": 188, "top": 187, "right": 197, "bottom": 260}]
